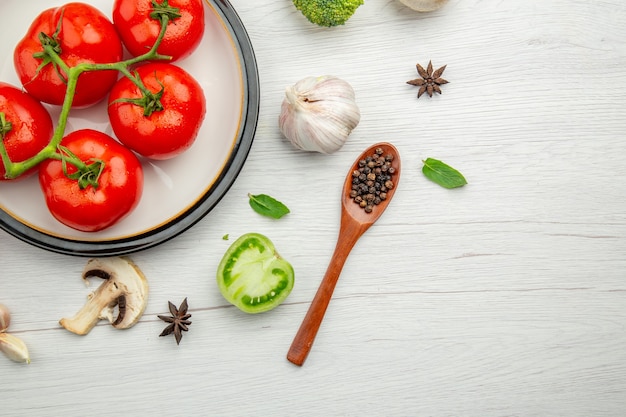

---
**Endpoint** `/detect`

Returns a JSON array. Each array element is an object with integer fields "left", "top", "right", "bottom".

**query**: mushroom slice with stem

[{"left": 60, "top": 257, "right": 149, "bottom": 335}]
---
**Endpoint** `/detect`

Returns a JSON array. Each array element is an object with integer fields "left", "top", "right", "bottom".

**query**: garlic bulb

[
  {"left": 399, "top": 0, "right": 448, "bottom": 12},
  {"left": 278, "top": 75, "right": 360, "bottom": 154}
]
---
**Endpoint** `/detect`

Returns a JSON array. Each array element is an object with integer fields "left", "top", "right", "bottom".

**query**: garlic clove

[
  {"left": 399, "top": 0, "right": 449, "bottom": 12},
  {"left": 279, "top": 75, "right": 360, "bottom": 154},
  {"left": 0, "top": 333, "right": 31, "bottom": 364},
  {"left": 0, "top": 303, "right": 10, "bottom": 332}
]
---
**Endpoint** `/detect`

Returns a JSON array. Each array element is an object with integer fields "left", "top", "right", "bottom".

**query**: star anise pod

[
  {"left": 158, "top": 298, "right": 192, "bottom": 345},
  {"left": 407, "top": 61, "right": 449, "bottom": 98}
]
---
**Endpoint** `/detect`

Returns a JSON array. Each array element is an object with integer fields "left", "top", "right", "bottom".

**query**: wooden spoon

[{"left": 287, "top": 142, "right": 401, "bottom": 366}]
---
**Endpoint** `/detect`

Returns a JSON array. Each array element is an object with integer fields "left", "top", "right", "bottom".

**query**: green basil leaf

[
  {"left": 422, "top": 158, "right": 467, "bottom": 189},
  {"left": 248, "top": 193, "right": 290, "bottom": 219}
]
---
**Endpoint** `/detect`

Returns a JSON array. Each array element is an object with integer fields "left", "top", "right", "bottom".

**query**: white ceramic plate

[{"left": 0, "top": 0, "right": 259, "bottom": 256}]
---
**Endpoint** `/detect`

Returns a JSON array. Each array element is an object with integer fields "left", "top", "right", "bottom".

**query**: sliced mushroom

[{"left": 59, "top": 257, "right": 149, "bottom": 335}]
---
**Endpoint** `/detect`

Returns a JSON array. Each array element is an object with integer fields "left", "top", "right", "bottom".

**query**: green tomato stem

[
  {"left": 1, "top": 64, "right": 81, "bottom": 178},
  {"left": 0, "top": 112, "right": 15, "bottom": 171}
]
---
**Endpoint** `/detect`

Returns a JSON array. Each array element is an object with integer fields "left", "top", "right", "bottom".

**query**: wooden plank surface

[{"left": 1, "top": 0, "right": 625, "bottom": 416}]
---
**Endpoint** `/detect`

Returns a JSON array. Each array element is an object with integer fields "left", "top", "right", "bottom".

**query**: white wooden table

[{"left": 2, "top": 0, "right": 626, "bottom": 415}]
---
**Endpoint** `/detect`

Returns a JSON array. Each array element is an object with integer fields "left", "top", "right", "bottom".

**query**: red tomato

[
  {"left": 0, "top": 82, "right": 53, "bottom": 180},
  {"left": 107, "top": 62, "right": 206, "bottom": 160},
  {"left": 14, "top": 3, "right": 123, "bottom": 108},
  {"left": 112, "top": 0, "right": 205, "bottom": 62},
  {"left": 38, "top": 129, "right": 143, "bottom": 232}
]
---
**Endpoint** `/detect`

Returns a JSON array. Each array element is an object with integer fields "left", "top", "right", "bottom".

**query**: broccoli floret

[{"left": 293, "top": 0, "right": 364, "bottom": 27}]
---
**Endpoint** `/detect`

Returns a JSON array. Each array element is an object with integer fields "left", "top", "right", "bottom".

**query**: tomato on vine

[
  {"left": 107, "top": 62, "right": 206, "bottom": 160},
  {"left": 113, "top": 0, "right": 205, "bottom": 62},
  {"left": 13, "top": 3, "right": 123, "bottom": 108},
  {"left": 0, "top": 82, "right": 53, "bottom": 180},
  {"left": 38, "top": 129, "right": 144, "bottom": 232},
  {"left": 4, "top": 0, "right": 207, "bottom": 232}
]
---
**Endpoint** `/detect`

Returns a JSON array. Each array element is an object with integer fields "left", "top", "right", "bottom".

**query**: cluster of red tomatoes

[{"left": 0, "top": 0, "right": 206, "bottom": 232}]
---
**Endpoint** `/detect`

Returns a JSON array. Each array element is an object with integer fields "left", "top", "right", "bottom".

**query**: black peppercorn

[{"left": 349, "top": 148, "right": 397, "bottom": 214}]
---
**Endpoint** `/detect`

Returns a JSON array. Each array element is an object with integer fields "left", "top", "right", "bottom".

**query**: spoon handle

[{"left": 287, "top": 218, "right": 366, "bottom": 366}]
